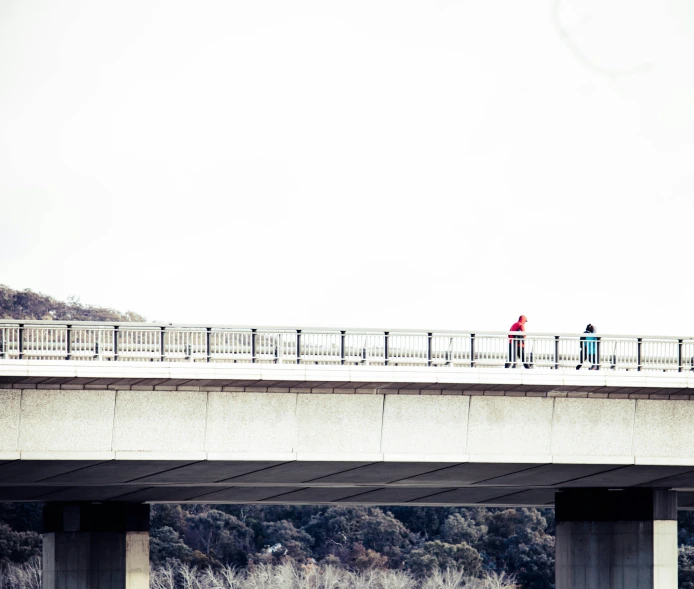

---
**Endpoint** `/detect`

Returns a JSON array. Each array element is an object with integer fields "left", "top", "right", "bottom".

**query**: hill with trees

[{"left": 0, "top": 285, "right": 144, "bottom": 322}]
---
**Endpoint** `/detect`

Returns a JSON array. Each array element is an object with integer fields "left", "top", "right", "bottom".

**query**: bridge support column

[
  {"left": 555, "top": 489, "right": 677, "bottom": 589},
  {"left": 42, "top": 503, "right": 149, "bottom": 589}
]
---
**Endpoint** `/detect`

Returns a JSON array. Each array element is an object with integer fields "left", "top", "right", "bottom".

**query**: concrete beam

[
  {"left": 3, "top": 391, "right": 694, "bottom": 503},
  {"left": 6, "top": 390, "right": 694, "bottom": 466}
]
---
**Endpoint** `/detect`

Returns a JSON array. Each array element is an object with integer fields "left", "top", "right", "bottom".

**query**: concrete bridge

[{"left": 2, "top": 320, "right": 694, "bottom": 588}]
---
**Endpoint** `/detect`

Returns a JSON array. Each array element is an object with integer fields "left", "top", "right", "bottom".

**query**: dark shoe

[
  {"left": 504, "top": 363, "right": 510, "bottom": 368},
  {"left": 524, "top": 364, "right": 532, "bottom": 369},
  {"left": 576, "top": 365, "right": 581, "bottom": 370}
]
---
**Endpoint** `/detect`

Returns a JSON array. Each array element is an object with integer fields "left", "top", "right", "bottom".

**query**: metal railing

[{"left": 0, "top": 321, "right": 693, "bottom": 372}]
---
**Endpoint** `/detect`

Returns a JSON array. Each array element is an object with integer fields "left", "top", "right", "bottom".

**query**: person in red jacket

[{"left": 505, "top": 315, "right": 530, "bottom": 368}]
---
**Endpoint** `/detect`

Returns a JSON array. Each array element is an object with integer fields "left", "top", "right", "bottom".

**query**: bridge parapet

[{"left": 1, "top": 321, "right": 694, "bottom": 372}]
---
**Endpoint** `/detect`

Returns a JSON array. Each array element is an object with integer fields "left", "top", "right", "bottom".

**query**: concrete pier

[
  {"left": 42, "top": 503, "right": 149, "bottom": 589},
  {"left": 555, "top": 489, "right": 677, "bottom": 589}
]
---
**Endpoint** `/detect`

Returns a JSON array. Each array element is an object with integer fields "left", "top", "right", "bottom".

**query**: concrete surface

[
  {"left": 7, "top": 391, "right": 694, "bottom": 465},
  {"left": 633, "top": 400, "right": 694, "bottom": 463},
  {"left": 467, "top": 397, "right": 553, "bottom": 461},
  {"left": 206, "top": 392, "right": 297, "bottom": 453},
  {"left": 555, "top": 489, "right": 677, "bottom": 589},
  {"left": 42, "top": 503, "right": 150, "bottom": 589},
  {"left": 381, "top": 395, "right": 469, "bottom": 457},
  {"left": 19, "top": 390, "right": 115, "bottom": 455},
  {"left": 551, "top": 398, "right": 635, "bottom": 461},
  {"left": 295, "top": 394, "right": 383, "bottom": 456},
  {"left": 3, "top": 389, "right": 694, "bottom": 505},
  {"left": 112, "top": 390, "right": 206, "bottom": 454}
]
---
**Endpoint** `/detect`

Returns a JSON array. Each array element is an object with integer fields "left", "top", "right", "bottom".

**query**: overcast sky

[{"left": 1, "top": 0, "right": 693, "bottom": 336}]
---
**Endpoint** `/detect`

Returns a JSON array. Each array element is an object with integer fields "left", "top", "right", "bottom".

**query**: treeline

[
  {"left": 0, "top": 503, "right": 554, "bottom": 588},
  {"left": 148, "top": 504, "right": 555, "bottom": 587},
  {"left": 0, "top": 285, "right": 144, "bottom": 322}
]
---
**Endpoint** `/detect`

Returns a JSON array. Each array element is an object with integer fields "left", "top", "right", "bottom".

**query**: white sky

[{"left": 1, "top": 0, "right": 693, "bottom": 336}]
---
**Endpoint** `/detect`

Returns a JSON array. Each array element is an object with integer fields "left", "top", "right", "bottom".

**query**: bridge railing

[{"left": 0, "top": 322, "right": 693, "bottom": 372}]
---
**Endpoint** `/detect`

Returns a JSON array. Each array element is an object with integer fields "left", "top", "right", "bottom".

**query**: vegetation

[
  {"left": 0, "top": 285, "right": 144, "bottom": 322},
  {"left": 146, "top": 505, "right": 552, "bottom": 587},
  {"left": 150, "top": 562, "right": 518, "bottom": 589},
  {"left": 0, "top": 560, "right": 517, "bottom": 589}
]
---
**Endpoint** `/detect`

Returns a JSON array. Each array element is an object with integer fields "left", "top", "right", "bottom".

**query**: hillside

[{"left": 0, "top": 285, "right": 145, "bottom": 322}]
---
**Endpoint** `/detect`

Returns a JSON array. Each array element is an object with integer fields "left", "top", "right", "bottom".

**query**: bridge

[{"left": 1, "top": 320, "right": 694, "bottom": 588}]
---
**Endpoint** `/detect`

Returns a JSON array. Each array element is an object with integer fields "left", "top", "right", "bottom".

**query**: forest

[{"left": 1, "top": 285, "right": 694, "bottom": 588}]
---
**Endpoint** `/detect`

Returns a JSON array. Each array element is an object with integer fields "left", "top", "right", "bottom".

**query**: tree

[
  {"left": 0, "top": 523, "right": 41, "bottom": 565},
  {"left": 151, "top": 504, "right": 188, "bottom": 537},
  {"left": 150, "top": 526, "right": 193, "bottom": 565},
  {"left": 441, "top": 512, "right": 487, "bottom": 546},
  {"left": 680, "top": 545, "right": 694, "bottom": 589},
  {"left": 405, "top": 540, "right": 482, "bottom": 577},
  {"left": 482, "top": 509, "right": 554, "bottom": 589},
  {"left": 303, "top": 506, "right": 411, "bottom": 567},
  {"left": 256, "top": 520, "right": 313, "bottom": 562},
  {"left": 184, "top": 509, "right": 255, "bottom": 567},
  {"left": 0, "top": 504, "right": 42, "bottom": 534},
  {"left": 680, "top": 511, "right": 694, "bottom": 546},
  {"left": 387, "top": 506, "right": 448, "bottom": 539},
  {"left": 349, "top": 543, "right": 389, "bottom": 571}
]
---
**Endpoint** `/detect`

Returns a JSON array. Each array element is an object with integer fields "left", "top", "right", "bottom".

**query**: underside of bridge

[{"left": 4, "top": 459, "right": 694, "bottom": 508}]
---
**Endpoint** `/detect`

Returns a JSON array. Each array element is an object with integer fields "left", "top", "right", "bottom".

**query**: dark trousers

[
  {"left": 506, "top": 340, "right": 527, "bottom": 367},
  {"left": 579, "top": 345, "right": 597, "bottom": 368}
]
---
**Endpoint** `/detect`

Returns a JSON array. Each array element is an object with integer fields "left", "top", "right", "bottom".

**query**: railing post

[
  {"left": 340, "top": 331, "right": 345, "bottom": 365},
  {"left": 470, "top": 334, "right": 475, "bottom": 368},
  {"left": 0, "top": 336, "right": 4, "bottom": 359},
  {"left": 206, "top": 328, "right": 211, "bottom": 363},
  {"left": 66, "top": 325, "right": 71, "bottom": 360},
  {"left": 113, "top": 326, "right": 119, "bottom": 362},
  {"left": 384, "top": 332, "right": 389, "bottom": 366},
  {"left": 160, "top": 328, "right": 166, "bottom": 363},
  {"left": 18, "top": 324, "right": 23, "bottom": 360},
  {"left": 251, "top": 329, "right": 257, "bottom": 363},
  {"left": 596, "top": 337, "right": 601, "bottom": 371},
  {"left": 678, "top": 339, "right": 683, "bottom": 373},
  {"left": 274, "top": 337, "right": 280, "bottom": 364},
  {"left": 296, "top": 330, "right": 301, "bottom": 365},
  {"left": 637, "top": 338, "right": 643, "bottom": 371},
  {"left": 554, "top": 335, "right": 559, "bottom": 370},
  {"left": 427, "top": 333, "right": 432, "bottom": 367},
  {"left": 95, "top": 341, "right": 100, "bottom": 360}
]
